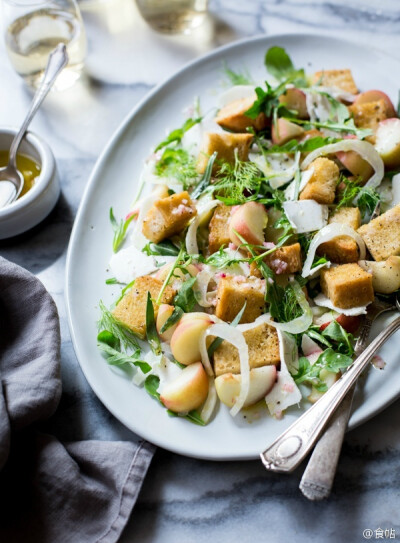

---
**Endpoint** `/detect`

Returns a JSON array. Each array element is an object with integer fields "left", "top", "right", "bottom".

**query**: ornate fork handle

[{"left": 260, "top": 316, "right": 400, "bottom": 473}]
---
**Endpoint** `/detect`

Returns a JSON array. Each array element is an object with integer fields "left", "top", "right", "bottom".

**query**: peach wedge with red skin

[
  {"left": 271, "top": 118, "right": 305, "bottom": 145},
  {"left": 215, "top": 366, "right": 277, "bottom": 409},
  {"left": 336, "top": 150, "right": 374, "bottom": 183},
  {"left": 170, "top": 312, "right": 213, "bottom": 366},
  {"left": 354, "top": 90, "right": 397, "bottom": 118},
  {"left": 160, "top": 362, "right": 209, "bottom": 413},
  {"left": 156, "top": 304, "right": 180, "bottom": 342},
  {"left": 279, "top": 88, "right": 308, "bottom": 119},
  {"left": 375, "top": 118, "right": 400, "bottom": 168},
  {"left": 229, "top": 201, "right": 268, "bottom": 247}
]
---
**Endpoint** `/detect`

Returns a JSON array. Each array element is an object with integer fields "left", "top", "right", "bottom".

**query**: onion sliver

[
  {"left": 313, "top": 293, "right": 369, "bottom": 316},
  {"left": 302, "top": 223, "right": 366, "bottom": 278},
  {"left": 186, "top": 200, "right": 219, "bottom": 255},
  {"left": 301, "top": 139, "right": 384, "bottom": 190},
  {"left": 194, "top": 268, "right": 215, "bottom": 307},
  {"left": 200, "top": 377, "right": 218, "bottom": 423},
  {"left": 201, "top": 322, "right": 249, "bottom": 417}
]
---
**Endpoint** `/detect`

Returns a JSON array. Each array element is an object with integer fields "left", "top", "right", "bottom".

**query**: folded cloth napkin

[{"left": 0, "top": 257, "right": 155, "bottom": 543}]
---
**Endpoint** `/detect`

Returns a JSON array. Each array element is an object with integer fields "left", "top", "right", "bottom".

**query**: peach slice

[
  {"left": 229, "top": 201, "right": 268, "bottom": 247},
  {"left": 279, "top": 88, "right": 309, "bottom": 119},
  {"left": 375, "top": 118, "right": 400, "bottom": 168},
  {"left": 156, "top": 304, "right": 180, "bottom": 342},
  {"left": 307, "top": 369, "right": 340, "bottom": 404},
  {"left": 215, "top": 366, "right": 277, "bottom": 409},
  {"left": 170, "top": 312, "right": 213, "bottom": 365},
  {"left": 354, "top": 90, "right": 397, "bottom": 118},
  {"left": 160, "top": 362, "right": 209, "bottom": 413},
  {"left": 271, "top": 118, "right": 305, "bottom": 146},
  {"left": 336, "top": 150, "right": 374, "bottom": 183},
  {"left": 359, "top": 256, "right": 400, "bottom": 294}
]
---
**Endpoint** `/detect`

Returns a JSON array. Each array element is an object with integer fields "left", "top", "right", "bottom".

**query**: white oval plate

[{"left": 66, "top": 33, "right": 400, "bottom": 460}]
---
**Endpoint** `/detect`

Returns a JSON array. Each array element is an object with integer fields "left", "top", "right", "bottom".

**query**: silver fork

[
  {"left": 259, "top": 294, "right": 400, "bottom": 475},
  {"left": 299, "top": 296, "right": 397, "bottom": 500}
]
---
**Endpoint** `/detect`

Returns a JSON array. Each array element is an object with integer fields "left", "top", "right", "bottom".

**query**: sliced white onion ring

[
  {"left": 194, "top": 268, "right": 216, "bottom": 307},
  {"left": 313, "top": 293, "right": 369, "bottom": 316},
  {"left": 301, "top": 139, "right": 384, "bottom": 190},
  {"left": 200, "top": 377, "right": 218, "bottom": 423},
  {"left": 186, "top": 200, "right": 219, "bottom": 255},
  {"left": 302, "top": 223, "right": 366, "bottom": 278}
]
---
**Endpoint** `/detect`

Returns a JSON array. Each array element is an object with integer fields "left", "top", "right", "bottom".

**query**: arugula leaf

[
  {"left": 285, "top": 116, "right": 373, "bottom": 140},
  {"left": 110, "top": 208, "right": 136, "bottom": 253},
  {"left": 144, "top": 375, "right": 205, "bottom": 425},
  {"left": 293, "top": 348, "right": 352, "bottom": 386},
  {"left": 205, "top": 247, "right": 248, "bottom": 268},
  {"left": 244, "top": 81, "right": 281, "bottom": 119},
  {"left": 265, "top": 46, "right": 306, "bottom": 86},
  {"left": 160, "top": 306, "right": 184, "bottom": 334},
  {"left": 146, "top": 292, "right": 162, "bottom": 355},
  {"left": 312, "top": 255, "right": 329, "bottom": 269},
  {"left": 265, "top": 136, "right": 340, "bottom": 154},
  {"left": 142, "top": 240, "right": 180, "bottom": 256},
  {"left": 155, "top": 117, "right": 202, "bottom": 152},
  {"left": 306, "top": 328, "right": 332, "bottom": 348},
  {"left": 317, "top": 348, "right": 353, "bottom": 373},
  {"left": 174, "top": 276, "right": 197, "bottom": 312},
  {"left": 223, "top": 62, "right": 253, "bottom": 85},
  {"left": 97, "top": 331, "right": 151, "bottom": 372},
  {"left": 321, "top": 320, "right": 354, "bottom": 356},
  {"left": 207, "top": 302, "right": 247, "bottom": 357},
  {"left": 191, "top": 152, "right": 217, "bottom": 199},
  {"left": 155, "top": 147, "right": 198, "bottom": 189},
  {"left": 98, "top": 300, "right": 140, "bottom": 351},
  {"left": 106, "top": 277, "right": 121, "bottom": 285}
]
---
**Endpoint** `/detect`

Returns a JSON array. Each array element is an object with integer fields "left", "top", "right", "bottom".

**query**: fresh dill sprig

[
  {"left": 336, "top": 176, "right": 381, "bottom": 218},
  {"left": 155, "top": 148, "right": 198, "bottom": 189},
  {"left": 222, "top": 62, "right": 253, "bottom": 86},
  {"left": 97, "top": 300, "right": 140, "bottom": 351}
]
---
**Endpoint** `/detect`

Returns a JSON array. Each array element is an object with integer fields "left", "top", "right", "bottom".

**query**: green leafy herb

[
  {"left": 223, "top": 62, "right": 253, "bottom": 85},
  {"left": 207, "top": 302, "right": 247, "bottom": 357},
  {"left": 336, "top": 176, "right": 381, "bottom": 218},
  {"left": 245, "top": 80, "right": 286, "bottom": 120},
  {"left": 212, "top": 152, "right": 264, "bottom": 204},
  {"left": 155, "top": 117, "right": 202, "bottom": 152},
  {"left": 106, "top": 277, "right": 121, "bottom": 285},
  {"left": 174, "top": 276, "right": 197, "bottom": 312},
  {"left": 204, "top": 246, "right": 248, "bottom": 268},
  {"left": 265, "top": 46, "right": 307, "bottom": 86},
  {"left": 285, "top": 115, "right": 373, "bottom": 140},
  {"left": 191, "top": 152, "right": 217, "bottom": 199},
  {"left": 109, "top": 208, "right": 136, "bottom": 253},
  {"left": 155, "top": 147, "right": 198, "bottom": 189},
  {"left": 160, "top": 306, "right": 184, "bottom": 334},
  {"left": 115, "top": 279, "right": 136, "bottom": 305},
  {"left": 146, "top": 292, "right": 162, "bottom": 355},
  {"left": 97, "top": 331, "right": 151, "bottom": 372},
  {"left": 142, "top": 240, "right": 180, "bottom": 256},
  {"left": 312, "top": 255, "right": 329, "bottom": 269},
  {"left": 322, "top": 320, "right": 354, "bottom": 356},
  {"left": 98, "top": 300, "right": 140, "bottom": 351},
  {"left": 265, "top": 136, "right": 340, "bottom": 154},
  {"left": 293, "top": 348, "right": 353, "bottom": 386},
  {"left": 306, "top": 328, "right": 332, "bottom": 348}
]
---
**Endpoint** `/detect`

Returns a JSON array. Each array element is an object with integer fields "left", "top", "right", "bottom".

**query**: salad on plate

[{"left": 97, "top": 46, "right": 400, "bottom": 426}]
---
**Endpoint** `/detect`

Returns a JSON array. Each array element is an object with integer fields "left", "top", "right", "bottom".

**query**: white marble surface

[{"left": 1, "top": 1, "right": 400, "bottom": 541}]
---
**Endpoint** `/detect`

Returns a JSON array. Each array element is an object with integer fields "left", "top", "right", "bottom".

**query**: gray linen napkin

[{"left": 0, "top": 257, "right": 155, "bottom": 543}]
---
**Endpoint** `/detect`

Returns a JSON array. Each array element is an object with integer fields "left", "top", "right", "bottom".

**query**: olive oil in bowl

[{"left": 0, "top": 151, "right": 41, "bottom": 200}]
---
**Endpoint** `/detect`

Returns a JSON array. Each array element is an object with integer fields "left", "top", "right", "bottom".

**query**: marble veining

[{"left": 1, "top": 1, "right": 400, "bottom": 541}]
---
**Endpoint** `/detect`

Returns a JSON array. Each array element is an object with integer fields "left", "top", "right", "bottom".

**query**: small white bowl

[{"left": 0, "top": 127, "right": 60, "bottom": 239}]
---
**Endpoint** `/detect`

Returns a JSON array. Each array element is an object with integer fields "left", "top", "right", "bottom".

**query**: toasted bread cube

[
  {"left": 312, "top": 69, "right": 358, "bottom": 95},
  {"left": 358, "top": 204, "right": 400, "bottom": 261},
  {"left": 208, "top": 204, "right": 232, "bottom": 254},
  {"left": 213, "top": 322, "right": 280, "bottom": 376},
  {"left": 215, "top": 96, "right": 267, "bottom": 133},
  {"left": 348, "top": 100, "right": 388, "bottom": 143},
  {"left": 320, "top": 264, "right": 374, "bottom": 309},
  {"left": 197, "top": 132, "right": 253, "bottom": 174},
  {"left": 299, "top": 157, "right": 339, "bottom": 204},
  {"left": 215, "top": 275, "right": 265, "bottom": 323},
  {"left": 113, "top": 276, "right": 176, "bottom": 338},
  {"left": 250, "top": 243, "right": 302, "bottom": 276},
  {"left": 317, "top": 207, "right": 361, "bottom": 263},
  {"left": 142, "top": 191, "right": 196, "bottom": 244}
]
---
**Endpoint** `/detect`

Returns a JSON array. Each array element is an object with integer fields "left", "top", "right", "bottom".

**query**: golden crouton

[
  {"left": 358, "top": 204, "right": 400, "bottom": 261},
  {"left": 348, "top": 100, "right": 388, "bottom": 143},
  {"left": 250, "top": 243, "right": 302, "bottom": 276},
  {"left": 213, "top": 322, "right": 280, "bottom": 376},
  {"left": 113, "top": 276, "right": 176, "bottom": 339},
  {"left": 197, "top": 132, "right": 253, "bottom": 174},
  {"left": 320, "top": 264, "right": 374, "bottom": 309},
  {"left": 142, "top": 191, "right": 196, "bottom": 244},
  {"left": 215, "top": 96, "right": 267, "bottom": 133},
  {"left": 300, "top": 157, "right": 339, "bottom": 204},
  {"left": 208, "top": 204, "right": 232, "bottom": 254},
  {"left": 215, "top": 275, "right": 265, "bottom": 323},
  {"left": 312, "top": 69, "right": 358, "bottom": 95},
  {"left": 317, "top": 207, "right": 361, "bottom": 263}
]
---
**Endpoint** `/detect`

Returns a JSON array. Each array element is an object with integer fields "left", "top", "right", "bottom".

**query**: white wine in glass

[
  {"left": 136, "top": 0, "right": 208, "bottom": 34},
  {"left": 3, "top": 0, "right": 87, "bottom": 90}
]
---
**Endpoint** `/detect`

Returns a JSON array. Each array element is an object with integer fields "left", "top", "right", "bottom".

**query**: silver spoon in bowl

[{"left": 0, "top": 43, "right": 68, "bottom": 208}]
